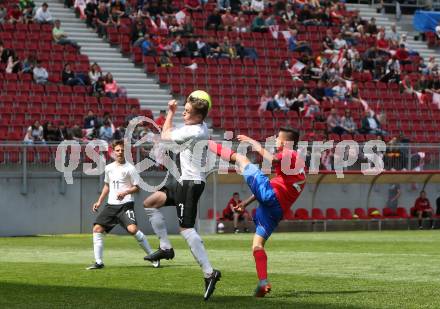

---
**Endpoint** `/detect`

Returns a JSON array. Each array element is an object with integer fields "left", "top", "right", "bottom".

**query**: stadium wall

[{"left": 0, "top": 170, "right": 439, "bottom": 236}]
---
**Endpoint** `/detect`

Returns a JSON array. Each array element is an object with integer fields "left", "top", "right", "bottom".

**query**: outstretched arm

[
  {"left": 233, "top": 195, "right": 256, "bottom": 213},
  {"left": 161, "top": 100, "right": 178, "bottom": 140},
  {"left": 237, "top": 135, "right": 279, "bottom": 164}
]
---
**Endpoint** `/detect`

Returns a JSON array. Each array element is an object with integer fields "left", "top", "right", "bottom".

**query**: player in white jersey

[
  {"left": 87, "top": 140, "right": 158, "bottom": 270},
  {"left": 143, "top": 94, "right": 221, "bottom": 300}
]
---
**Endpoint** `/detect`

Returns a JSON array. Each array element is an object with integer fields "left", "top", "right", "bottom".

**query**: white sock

[
  {"left": 145, "top": 208, "right": 172, "bottom": 250},
  {"left": 134, "top": 230, "right": 153, "bottom": 255},
  {"left": 93, "top": 232, "right": 104, "bottom": 265},
  {"left": 181, "top": 228, "right": 213, "bottom": 278}
]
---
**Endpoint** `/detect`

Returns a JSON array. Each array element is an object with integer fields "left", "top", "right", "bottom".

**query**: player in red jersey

[{"left": 208, "top": 127, "right": 306, "bottom": 297}]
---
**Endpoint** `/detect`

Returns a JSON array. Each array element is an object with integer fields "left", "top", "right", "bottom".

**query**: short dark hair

[
  {"left": 233, "top": 192, "right": 239, "bottom": 196},
  {"left": 187, "top": 96, "right": 209, "bottom": 120},
  {"left": 279, "top": 127, "right": 300, "bottom": 144},
  {"left": 112, "top": 139, "right": 124, "bottom": 149}
]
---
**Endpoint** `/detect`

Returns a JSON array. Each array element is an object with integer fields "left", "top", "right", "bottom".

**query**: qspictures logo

[{"left": 55, "top": 116, "right": 386, "bottom": 192}]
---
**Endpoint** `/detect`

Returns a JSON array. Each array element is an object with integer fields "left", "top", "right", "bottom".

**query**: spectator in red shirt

[
  {"left": 155, "top": 110, "right": 166, "bottom": 129},
  {"left": 414, "top": 190, "right": 434, "bottom": 229},
  {"left": 395, "top": 44, "right": 410, "bottom": 65},
  {"left": 222, "top": 192, "right": 250, "bottom": 233},
  {"left": 7, "top": 4, "right": 23, "bottom": 24},
  {"left": 184, "top": 0, "right": 201, "bottom": 11}
]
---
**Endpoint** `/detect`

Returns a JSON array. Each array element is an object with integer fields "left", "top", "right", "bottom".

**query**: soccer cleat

[
  {"left": 86, "top": 262, "right": 104, "bottom": 270},
  {"left": 150, "top": 259, "right": 160, "bottom": 268},
  {"left": 254, "top": 280, "right": 271, "bottom": 297},
  {"left": 234, "top": 228, "right": 240, "bottom": 234},
  {"left": 144, "top": 248, "right": 175, "bottom": 262},
  {"left": 204, "top": 269, "right": 221, "bottom": 301}
]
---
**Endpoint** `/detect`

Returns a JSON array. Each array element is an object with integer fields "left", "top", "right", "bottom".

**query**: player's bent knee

[
  {"left": 126, "top": 224, "right": 138, "bottom": 235},
  {"left": 93, "top": 224, "right": 105, "bottom": 233},
  {"left": 253, "top": 245, "right": 264, "bottom": 251}
]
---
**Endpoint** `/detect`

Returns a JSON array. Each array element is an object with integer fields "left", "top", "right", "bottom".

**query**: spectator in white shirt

[
  {"left": 250, "top": 0, "right": 264, "bottom": 13},
  {"left": 33, "top": 60, "right": 49, "bottom": 84},
  {"left": 333, "top": 33, "right": 347, "bottom": 50},
  {"left": 436, "top": 21, "right": 440, "bottom": 39},
  {"left": 34, "top": 2, "right": 53, "bottom": 24},
  {"left": 332, "top": 81, "right": 347, "bottom": 101}
]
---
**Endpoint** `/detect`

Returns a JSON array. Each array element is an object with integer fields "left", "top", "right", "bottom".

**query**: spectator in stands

[
  {"left": 196, "top": 36, "right": 208, "bottom": 58},
  {"left": 360, "top": 110, "right": 385, "bottom": 136},
  {"left": 415, "top": 75, "right": 431, "bottom": 92},
  {"left": 184, "top": 0, "right": 202, "bottom": 12},
  {"left": 340, "top": 109, "right": 357, "bottom": 134},
  {"left": 250, "top": 0, "right": 264, "bottom": 13},
  {"left": 221, "top": 36, "right": 237, "bottom": 59},
  {"left": 326, "top": 108, "right": 346, "bottom": 135},
  {"left": 366, "top": 17, "right": 378, "bottom": 35},
  {"left": 333, "top": 33, "right": 347, "bottom": 50},
  {"left": 7, "top": 4, "right": 23, "bottom": 24},
  {"left": 99, "top": 119, "right": 115, "bottom": 142},
  {"left": 84, "top": 0, "right": 97, "bottom": 28},
  {"left": 281, "top": 4, "right": 295, "bottom": 28},
  {"left": 109, "top": 0, "right": 125, "bottom": 27},
  {"left": 131, "top": 18, "right": 148, "bottom": 46},
  {"left": 322, "top": 29, "right": 334, "bottom": 51},
  {"left": 88, "top": 63, "right": 101, "bottom": 86},
  {"left": 34, "top": 2, "right": 52, "bottom": 24},
  {"left": 92, "top": 76, "right": 105, "bottom": 97},
  {"left": 96, "top": 2, "right": 110, "bottom": 38},
  {"left": 19, "top": 0, "right": 35, "bottom": 11},
  {"left": 400, "top": 75, "right": 414, "bottom": 94},
  {"left": 395, "top": 44, "right": 410, "bottom": 65},
  {"left": 436, "top": 20, "right": 440, "bottom": 40},
  {"left": 427, "top": 56, "right": 438, "bottom": 75},
  {"left": 206, "top": 8, "right": 222, "bottom": 31},
  {"left": 376, "top": 31, "right": 390, "bottom": 56},
  {"left": 159, "top": 52, "right": 173, "bottom": 67},
  {"left": 221, "top": 8, "right": 234, "bottom": 31},
  {"left": 0, "top": 2, "right": 6, "bottom": 24},
  {"left": 217, "top": 0, "right": 230, "bottom": 11},
  {"left": 55, "top": 121, "right": 70, "bottom": 141},
  {"left": 258, "top": 89, "right": 272, "bottom": 114},
  {"left": 380, "top": 56, "right": 400, "bottom": 83},
  {"left": 181, "top": 15, "right": 194, "bottom": 37},
  {"left": 332, "top": 81, "right": 347, "bottom": 101},
  {"left": 71, "top": 124, "right": 84, "bottom": 142},
  {"left": 104, "top": 73, "right": 119, "bottom": 98},
  {"left": 170, "top": 35, "right": 186, "bottom": 58},
  {"left": 24, "top": 120, "right": 44, "bottom": 144},
  {"left": 22, "top": 54, "right": 37, "bottom": 74},
  {"left": 251, "top": 12, "right": 267, "bottom": 33},
  {"left": 222, "top": 192, "right": 250, "bottom": 233},
  {"left": 288, "top": 29, "right": 312, "bottom": 54},
  {"left": 386, "top": 184, "right": 400, "bottom": 215},
  {"left": 234, "top": 11, "right": 247, "bottom": 33},
  {"left": 141, "top": 34, "right": 156, "bottom": 56},
  {"left": 62, "top": 63, "right": 85, "bottom": 86},
  {"left": 155, "top": 110, "right": 166, "bottom": 129},
  {"left": 5, "top": 50, "right": 21, "bottom": 74},
  {"left": 74, "top": 0, "right": 86, "bottom": 19},
  {"left": 53, "top": 20, "right": 80, "bottom": 49},
  {"left": 207, "top": 36, "right": 221, "bottom": 58},
  {"left": 33, "top": 60, "right": 49, "bottom": 84},
  {"left": 186, "top": 36, "right": 198, "bottom": 57},
  {"left": 84, "top": 110, "right": 99, "bottom": 130},
  {"left": 43, "top": 121, "right": 58, "bottom": 142},
  {"left": 298, "top": 89, "right": 320, "bottom": 118},
  {"left": 414, "top": 190, "right": 434, "bottom": 229},
  {"left": 273, "top": 89, "right": 288, "bottom": 111},
  {"left": 0, "top": 41, "right": 10, "bottom": 63},
  {"left": 125, "top": 107, "right": 139, "bottom": 123},
  {"left": 386, "top": 24, "right": 400, "bottom": 47}
]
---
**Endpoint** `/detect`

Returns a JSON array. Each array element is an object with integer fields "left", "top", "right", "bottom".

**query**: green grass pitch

[{"left": 1, "top": 231, "right": 440, "bottom": 309}]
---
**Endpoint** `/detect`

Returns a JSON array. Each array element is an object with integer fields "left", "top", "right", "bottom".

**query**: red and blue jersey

[{"left": 270, "top": 148, "right": 306, "bottom": 214}]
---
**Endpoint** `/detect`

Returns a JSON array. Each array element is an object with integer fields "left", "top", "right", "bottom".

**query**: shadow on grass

[
  {"left": 290, "top": 290, "right": 381, "bottom": 298},
  {"left": 0, "top": 282, "right": 370, "bottom": 309}
]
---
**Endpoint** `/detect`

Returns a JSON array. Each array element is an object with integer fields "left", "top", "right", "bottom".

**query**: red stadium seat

[
  {"left": 354, "top": 208, "right": 368, "bottom": 219},
  {"left": 207, "top": 209, "right": 220, "bottom": 220},
  {"left": 340, "top": 208, "right": 353, "bottom": 219},
  {"left": 325, "top": 208, "right": 340, "bottom": 220},
  {"left": 312, "top": 208, "right": 325, "bottom": 220},
  {"left": 294, "top": 208, "right": 310, "bottom": 220}
]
